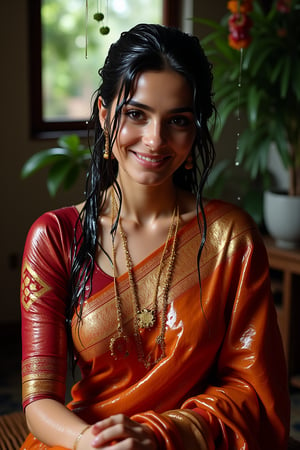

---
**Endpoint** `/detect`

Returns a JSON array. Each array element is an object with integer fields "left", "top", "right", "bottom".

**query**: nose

[{"left": 142, "top": 120, "right": 166, "bottom": 151}]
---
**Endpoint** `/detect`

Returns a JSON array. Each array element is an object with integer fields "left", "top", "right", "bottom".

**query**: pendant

[
  {"left": 110, "top": 334, "right": 129, "bottom": 360},
  {"left": 137, "top": 308, "right": 156, "bottom": 329}
]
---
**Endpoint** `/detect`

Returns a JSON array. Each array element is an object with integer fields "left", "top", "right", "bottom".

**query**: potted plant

[
  {"left": 196, "top": 0, "right": 300, "bottom": 246},
  {"left": 21, "top": 134, "right": 90, "bottom": 197}
]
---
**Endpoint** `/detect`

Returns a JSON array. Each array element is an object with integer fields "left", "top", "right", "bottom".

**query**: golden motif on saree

[{"left": 21, "top": 259, "right": 51, "bottom": 311}]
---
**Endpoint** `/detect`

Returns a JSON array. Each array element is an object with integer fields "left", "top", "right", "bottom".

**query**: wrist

[{"left": 73, "top": 424, "right": 91, "bottom": 450}]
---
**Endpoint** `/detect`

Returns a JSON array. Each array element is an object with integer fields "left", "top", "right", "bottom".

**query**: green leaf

[
  {"left": 192, "top": 17, "right": 222, "bottom": 30},
  {"left": 21, "top": 148, "right": 69, "bottom": 178},
  {"left": 201, "top": 35, "right": 229, "bottom": 55},
  {"left": 247, "top": 86, "right": 263, "bottom": 126},
  {"left": 58, "top": 134, "right": 80, "bottom": 151},
  {"left": 63, "top": 164, "right": 81, "bottom": 190},
  {"left": 204, "top": 159, "right": 231, "bottom": 198},
  {"left": 246, "top": 138, "right": 271, "bottom": 179},
  {"left": 242, "top": 37, "right": 277, "bottom": 72},
  {"left": 213, "top": 81, "right": 238, "bottom": 104},
  {"left": 250, "top": 45, "right": 276, "bottom": 78},
  {"left": 269, "top": 57, "right": 285, "bottom": 84},
  {"left": 292, "top": 62, "right": 300, "bottom": 101},
  {"left": 244, "top": 189, "right": 264, "bottom": 225},
  {"left": 47, "top": 159, "right": 74, "bottom": 197},
  {"left": 214, "top": 39, "right": 237, "bottom": 61},
  {"left": 280, "top": 56, "right": 291, "bottom": 98},
  {"left": 214, "top": 94, "right": 240, "bottom": 139},
  {"left": 272, "top": 125, "right": 291, "bottom": 168}
]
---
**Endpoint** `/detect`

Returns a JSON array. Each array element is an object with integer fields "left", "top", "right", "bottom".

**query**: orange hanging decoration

[
  {"left": 227, "top": 0, "right": 253, "bottom": 13},
  {"left": 227, "top": 0, "right": 253, "bottom": 50}
]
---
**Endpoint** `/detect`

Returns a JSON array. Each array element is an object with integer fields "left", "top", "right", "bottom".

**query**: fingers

[{"left": 90, "top": 414, "right": 155, "bottom": 449}]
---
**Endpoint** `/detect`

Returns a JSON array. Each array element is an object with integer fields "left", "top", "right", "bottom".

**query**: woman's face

[{"left": 99, "top": 69, "right": 196, "bottom": 188}]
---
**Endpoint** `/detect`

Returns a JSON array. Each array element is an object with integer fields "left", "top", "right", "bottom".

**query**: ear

[{"left": 98, "top": 96, "right": 108, "bottom": 129}]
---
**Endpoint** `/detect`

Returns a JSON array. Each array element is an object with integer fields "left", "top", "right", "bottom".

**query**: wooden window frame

[{"left": 28, "top": 0, "right": 182, "bottom": 139}]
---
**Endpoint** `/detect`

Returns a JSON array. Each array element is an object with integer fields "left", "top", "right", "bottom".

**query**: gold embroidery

[
  {"left": 22, "top": 356, "right": 66, "bottom": 404},
  {"left": 73, "top": 203, "right": 254, "bottom": 360},
  {"left": 21, "top": 260, "right": 51, "bottom": 311}
]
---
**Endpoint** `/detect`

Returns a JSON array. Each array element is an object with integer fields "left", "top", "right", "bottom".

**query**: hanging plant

[{"left": 195, "top": 0, "right": 300, "bottom": 196}]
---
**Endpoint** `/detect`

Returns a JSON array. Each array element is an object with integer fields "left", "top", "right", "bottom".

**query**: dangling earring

[
  {"left": 184, "top": 154, "right": 193, "bottom": 170},
  {"left": 103, "top": 128, "right": 110, "bottom": 159}
]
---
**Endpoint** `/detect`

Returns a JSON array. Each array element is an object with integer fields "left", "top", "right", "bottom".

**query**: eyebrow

[{"left": 126, "top": 100, "right": 194, "bottom": 114}]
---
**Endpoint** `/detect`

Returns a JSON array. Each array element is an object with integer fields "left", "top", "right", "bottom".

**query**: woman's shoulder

[
  {"left": 206, "top": 198, "right": 256, "bottom": 226},
  {"left": 26, "top": 204, "right": 82, "bottom": 244},
  {"left": 178, "top": 191, "right": 258, "bottom": 237},
  {"left": 205, "top": 198, "right": 264, "bottom": 247},
  {"left": 34, "top": 204, "right": 79, "bottom": 226}
]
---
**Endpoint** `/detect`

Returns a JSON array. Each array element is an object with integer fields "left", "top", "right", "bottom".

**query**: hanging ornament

[
  {"left": 94, "top": 12, "right": 104, "bottom": 21},
  {"left": 96, "top": 0, "right": 110, "bottom": 35},
  {"left": 100, "top": 26, "right": 110, "bottom": 35},
  {"left": 227, "top": 1, "right": 253, "bottom": 203},
  {"left": 85, "top": 0, "right": 110, "bottom": 57},
  {"left": 94, "top": 0, "right": 105, "bottom": 23}
]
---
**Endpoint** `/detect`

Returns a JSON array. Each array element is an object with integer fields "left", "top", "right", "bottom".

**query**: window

[{"left": 28, "top": 0, "right": 182, "bottom": 138}]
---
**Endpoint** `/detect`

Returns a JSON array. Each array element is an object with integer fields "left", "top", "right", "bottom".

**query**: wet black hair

[{"left": 67, "top": 23, "right": 216, "bottom": 360}]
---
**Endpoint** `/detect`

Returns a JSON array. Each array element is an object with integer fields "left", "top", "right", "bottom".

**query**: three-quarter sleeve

[{"left": 21, "top": 209, "right": 75, "bottom": 409}]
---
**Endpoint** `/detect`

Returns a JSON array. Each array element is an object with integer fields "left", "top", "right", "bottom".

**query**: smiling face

[{"left": 98, "top": 69, "right": 196, "bottom": 190}]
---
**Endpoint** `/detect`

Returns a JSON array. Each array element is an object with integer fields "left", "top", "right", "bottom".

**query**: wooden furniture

[
  {"left": 0, "top": 411, "right": 28, "bottom": 449},
  {"left": 264, "top": 236, "right": 300, "bottom": 385}
]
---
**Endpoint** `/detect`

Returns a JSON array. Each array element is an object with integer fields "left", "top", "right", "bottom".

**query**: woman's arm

[
  {"left": 25, "top": 399, "right": 90, "bottom": 448},
  {"left": 21, "top": 210, "right": 159, "bottom": 449},
  {"left": 26, "top": 399, "right": 159, "bottom": 449},
  {"left": 20, "top": 210, "right": 91, "bottom": 448}
]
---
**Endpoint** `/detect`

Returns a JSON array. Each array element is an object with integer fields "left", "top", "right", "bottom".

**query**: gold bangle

[{"left": 73, "top": 424, "right": 91, "bottom": 450}]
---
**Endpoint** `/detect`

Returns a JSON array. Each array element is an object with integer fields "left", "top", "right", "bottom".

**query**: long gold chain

[{"left": 110, "top": 187, "right": 179, "bottom": 368}]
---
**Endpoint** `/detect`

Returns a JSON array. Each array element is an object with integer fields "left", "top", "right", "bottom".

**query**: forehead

[{"left": 128, "top": 69, "right": 194, "bottom": 107}]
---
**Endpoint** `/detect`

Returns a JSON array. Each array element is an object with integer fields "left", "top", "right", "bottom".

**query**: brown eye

[
  {"left": 125, "top": 109, "right": 145, "bottom": 121},
  {"left": 169, "top": 116, "right": 192, "bottom": 127}
]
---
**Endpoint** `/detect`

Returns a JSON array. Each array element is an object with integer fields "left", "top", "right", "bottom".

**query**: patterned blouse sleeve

[{"left": 21, "top": 209, "right": 75, "bottom": 410}]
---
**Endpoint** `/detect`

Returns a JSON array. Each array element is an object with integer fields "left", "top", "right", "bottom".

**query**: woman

[{"left": 20, "top": 24, "right": 290, "bottom": 449}]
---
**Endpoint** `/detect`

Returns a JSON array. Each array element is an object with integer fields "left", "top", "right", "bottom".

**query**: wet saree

[{"left": 20, "top": 200, "right": 290, "bottom": 449}]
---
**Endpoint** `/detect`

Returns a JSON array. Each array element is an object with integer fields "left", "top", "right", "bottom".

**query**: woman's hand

[{"left": 87, "top": 414, "right": 157, "bottom": 449}]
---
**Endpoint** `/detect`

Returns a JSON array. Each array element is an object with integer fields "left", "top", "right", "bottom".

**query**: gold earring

[
  {"left": 184, "top": 154, "right": 193, "bottom": 170},
  {"left": 103, "top": 128, "right": 110, "bottom": 159}
]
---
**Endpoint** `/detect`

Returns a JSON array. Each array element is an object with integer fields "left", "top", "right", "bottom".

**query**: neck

[{"left": 115, "top": 179, "right": 178, "bottom": 226}]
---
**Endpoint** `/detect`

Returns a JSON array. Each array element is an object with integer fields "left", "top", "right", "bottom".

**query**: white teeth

[{"left": 137, "top": 153, "right": 165, "bottom": 162}]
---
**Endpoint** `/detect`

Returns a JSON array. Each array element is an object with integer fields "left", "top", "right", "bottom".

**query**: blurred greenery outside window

[
  {"left": 42, "top": 0, "right": 163, "bottom": 124},
  {"left": 29, "top": 0, "right": 169, "bottom": 137}
]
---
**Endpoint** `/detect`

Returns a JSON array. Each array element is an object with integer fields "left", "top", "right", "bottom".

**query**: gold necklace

[{"left": 110, "top": 188, "right": 179, "bottom": 368}]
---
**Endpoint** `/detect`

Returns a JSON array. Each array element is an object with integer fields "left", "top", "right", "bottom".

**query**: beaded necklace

[{"left": 110, "top": 188, "right": 179, "bottom": 368}]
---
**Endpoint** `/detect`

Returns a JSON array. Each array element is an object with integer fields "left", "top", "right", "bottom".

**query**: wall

[
  {"left": 1, "top": 1, "right": 85, "bottom": 322},
  {"left": 0, "top": 1, "right": 231, "bottom": 322}
]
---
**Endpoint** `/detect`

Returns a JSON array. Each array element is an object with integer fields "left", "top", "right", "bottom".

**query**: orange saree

[{"left": 20, "top": 200, "right": 290, "bottom": 449}]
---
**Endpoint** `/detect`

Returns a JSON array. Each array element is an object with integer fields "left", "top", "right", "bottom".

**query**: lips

[{"left": 134, "top": 152, "right": 170, "bottom": 163}]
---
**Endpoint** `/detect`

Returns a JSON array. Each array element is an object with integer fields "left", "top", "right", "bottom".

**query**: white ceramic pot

[{"left": 263, "top": 190, "right": 300, "bottom": 249}]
